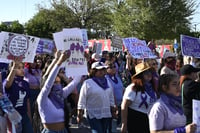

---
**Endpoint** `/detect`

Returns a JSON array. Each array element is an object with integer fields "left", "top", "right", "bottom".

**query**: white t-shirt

[
  {"left": 148, "top": 99, "right": 186, "bottom": 131},
  {"left": 123, "top": 83, "right": 156, "bottom": 114},
  {"left": 78, "top": 78, "right": 115, "bottom": 119}
]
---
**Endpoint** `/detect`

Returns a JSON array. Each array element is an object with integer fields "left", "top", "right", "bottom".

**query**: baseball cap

[
  {"left": 180, "top": 64, "right": 200, "bottom": 75},
  {"left": 91, "top": 62, "right": 108, "bottom": 69}
]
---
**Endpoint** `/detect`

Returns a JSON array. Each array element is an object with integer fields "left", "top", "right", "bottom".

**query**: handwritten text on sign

[
  {"left": 123, "top": 37, "right": 156, "bottom": 59},
  {"left": 181, "top": 35, "right": 200, "bottom": 58}
]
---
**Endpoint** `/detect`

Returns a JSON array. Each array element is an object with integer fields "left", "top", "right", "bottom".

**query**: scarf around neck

[
  {"left": 160, "top": 93, "right": 183, "bottom": 115},
  {"left": 92, "top": 77, "right": 109, "bottom": 90}
]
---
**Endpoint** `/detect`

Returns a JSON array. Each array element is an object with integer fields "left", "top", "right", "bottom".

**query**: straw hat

[{"left": 132, "top": 62, "right": 151, "bottom": 78}]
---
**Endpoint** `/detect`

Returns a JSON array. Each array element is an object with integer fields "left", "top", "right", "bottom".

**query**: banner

[
  {"left": 181, "top": 35, "right": 200, "bottom": 58},
  {"left": 0, "top": 31, "right": 40, "bottom": 63},
  {"left": 53, "top": 28, "right": 88, "bottom": 76},
  {"left": 36, "top": 38, "right": 55, "bottom": 55},
  {"left": 122, "top": 37, "right": 156, "bottom": 59}
]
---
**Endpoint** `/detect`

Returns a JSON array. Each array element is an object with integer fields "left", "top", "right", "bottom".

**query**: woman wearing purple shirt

[
  {"left": 37, "top": 50, "right": 82, "bottom": 133},
  {"left": 149, "top": 74, "right": 196, "bottom": 133}
]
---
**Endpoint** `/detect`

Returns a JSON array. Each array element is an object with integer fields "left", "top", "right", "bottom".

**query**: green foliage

[
  {"left": 25, "top": 0, "right": 113, "bottom": 39},
  {"left": 24, "top": 0, "right": 197, "bottom": 41},
  {"left": 25, "top": 9, "right": 56, "bottom": 39},
  {"left": 10, "top": 21, "right": 24, "bottom": 34}
]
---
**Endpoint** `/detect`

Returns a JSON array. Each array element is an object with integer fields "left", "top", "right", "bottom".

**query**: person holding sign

[
  {"left": 37, "top": 50, "right": 82, "bottom": 133},
  {"left": 180, "top": 64, "right": 200, "bottom": 124},
  {"left": 149, "top": 74, "right": 196, "bottom": 133},
  {"left": 3, "top": 57, "right": 34, "bottom": 133}
]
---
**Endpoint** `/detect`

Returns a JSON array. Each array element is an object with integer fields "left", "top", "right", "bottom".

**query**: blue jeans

[
  {"left": 87, "top": 117, "right": 111, "bottom": 133},
  {"left": 42, "top": 128, "right": 68, "bottom": 133}
]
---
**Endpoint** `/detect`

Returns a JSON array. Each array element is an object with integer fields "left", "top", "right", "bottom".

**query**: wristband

[{"left": 174, "top": 126, "right": 186, "bottom": 133}]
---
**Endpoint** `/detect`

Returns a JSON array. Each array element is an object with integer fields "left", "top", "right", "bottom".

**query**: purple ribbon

[{"left": 138, "top": 93, "right": 148, "bottom": 109}]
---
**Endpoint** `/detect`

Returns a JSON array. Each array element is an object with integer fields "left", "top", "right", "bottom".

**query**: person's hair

[
  {"left": 158, "top": 74, "right": 178, "bottom": 93},
  {"left": 131, "top": 70, "right": 155, "bottom": 93}
]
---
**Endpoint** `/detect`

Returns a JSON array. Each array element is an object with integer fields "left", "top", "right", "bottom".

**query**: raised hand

[{"left": 57, "top": 50, "right": 71, "bottom": 65}]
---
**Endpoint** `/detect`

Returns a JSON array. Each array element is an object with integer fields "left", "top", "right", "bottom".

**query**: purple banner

[{"left": 181, "top": 35, "right": 200, "bottom": 58}]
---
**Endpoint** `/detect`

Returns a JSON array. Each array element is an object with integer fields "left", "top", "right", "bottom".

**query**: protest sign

[
  {"left": 193, "top": 99, "right": 200, "bottom": 133},
  {"left": 181, "top": 35, "right": 200, "bottom": 58},
  {"left": 0, "top": 31, "right": 40, "bottom": 63},
  {"left": 81, "top": 29, "right": 88, "bottom": 49},
  {"left": 54, "top": 28, "right": 88, "bottom": 76},
  {"left": 123, "top": 37, "right": 157, "bottom": 59},
  {"left": 111, "top": 35, "right": 123, "bottom": 49},
  {"left": 53, "top": 31, "right": 64, "bottom": 50},
  {"left": 36, "top": 38, "right": 55, "bottom": 55}
]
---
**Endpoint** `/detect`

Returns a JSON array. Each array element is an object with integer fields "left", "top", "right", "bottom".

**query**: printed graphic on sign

[
  {"left": 0, "top": 31, "right": 40, "bottom": 63},
  {"left": 8, "top": 35, "right": 28, "bottom": 57}
]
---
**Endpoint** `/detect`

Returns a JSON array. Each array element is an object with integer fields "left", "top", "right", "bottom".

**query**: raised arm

[
  {"left": 5, "top": 57, "right": 22, "bottom": 89},
  {"left": 42, "top": 50, "right": 61, "bottom": 79},
  {"left": 38, "top": 50, "right": 71, "bottom": 102}
]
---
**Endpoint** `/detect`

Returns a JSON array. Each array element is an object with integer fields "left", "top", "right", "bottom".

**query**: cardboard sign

[
  {"left": 123, "top": 37, "right": 157, "bottom": 59},
  {"left": 0, "top": 31, "right": 40, "bottom": 63},
  {"left": 181, "top": 35, "right": 200, "bottom": 58}
]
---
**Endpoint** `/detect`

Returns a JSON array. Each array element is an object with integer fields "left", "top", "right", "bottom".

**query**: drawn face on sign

[{"left": 8, "top": 35, "right": 29, "bottom": 57}]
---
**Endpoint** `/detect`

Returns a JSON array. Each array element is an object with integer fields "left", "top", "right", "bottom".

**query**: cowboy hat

[{"left": 132, "top": 62, "right": 151, "bottom": 78}]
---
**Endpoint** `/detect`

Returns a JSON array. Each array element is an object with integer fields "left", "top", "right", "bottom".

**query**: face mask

[{"left": 48, "top": 84, "right": 64, "bottom": 109}]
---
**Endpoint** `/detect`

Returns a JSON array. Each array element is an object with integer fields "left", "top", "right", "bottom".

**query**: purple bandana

[
  {"left": 48, "top": 84, "right": 64, "bottom": 109},
  {"left": 160, "top": 93, "right": 183, "bottom": 115},
  {"left": 92, "top": 77, "right": 109, "bottom": 90}
]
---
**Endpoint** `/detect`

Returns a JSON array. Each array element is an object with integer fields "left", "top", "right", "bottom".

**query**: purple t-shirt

[{"left": 3, "top": 76, "right": 30, "bottom": 115}]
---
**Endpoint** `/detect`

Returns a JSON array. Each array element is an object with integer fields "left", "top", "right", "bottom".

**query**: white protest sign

[
  {"left": 53, "top": 31, "right": 64, "bottom": 50},
  {"left": 193, "top": 99, "right": 200, "bottom": 133},
  {"left": 123, "top": 37, "right": 157, "bottom": 59},
  {"left": 0, "top": 31, "right": 40, "bottom": 63},
  {"left": 62, "top": 28, "right": 88, "bottom": 76}
]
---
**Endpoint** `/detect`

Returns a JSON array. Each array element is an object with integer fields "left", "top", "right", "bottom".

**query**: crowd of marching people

[{"left": 1, "top": 42, "right": 200, "bottom": 133}]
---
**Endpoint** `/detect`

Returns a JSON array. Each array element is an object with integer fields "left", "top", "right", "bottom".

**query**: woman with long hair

[{"left": 121, "top": 62, "right": 157, "bottom": 133}]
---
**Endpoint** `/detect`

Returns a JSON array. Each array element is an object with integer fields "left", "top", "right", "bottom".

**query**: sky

[
  {"left": 0, "top": 0, "right": 50, "bottom": 24},
  {"left": 0, "top": 0, "right": 200, "bottom": 31}
]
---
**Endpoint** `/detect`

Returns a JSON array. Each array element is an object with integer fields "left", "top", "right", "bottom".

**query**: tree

[
  {"left": 0, "top": 23, "right": 9, "bottom": 32},
  {"left": 110, "top": 0, "right": 196, "bottom": 40},
  {"left": 25, "top": 0, "right": 113, "bottom": 39},
  {"left": 10, "top": 21, "right": 24, "bottom": 34},
  {"left": 25, "top": 9, "right": 56, "bottom": 39}
]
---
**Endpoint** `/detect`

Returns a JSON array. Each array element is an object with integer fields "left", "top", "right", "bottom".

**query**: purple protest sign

[{"left": 181, "top": 35, "right": 200, "bottom": 58}]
